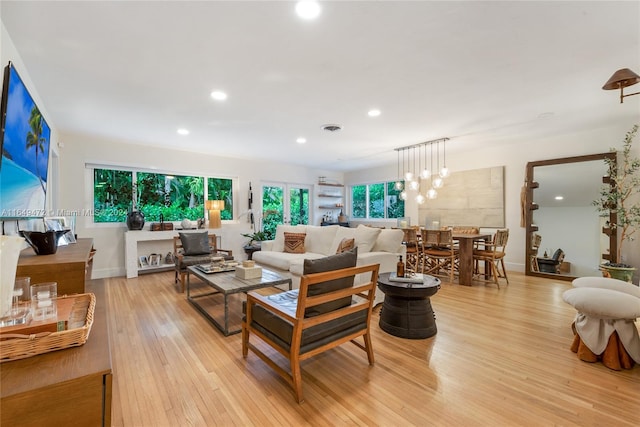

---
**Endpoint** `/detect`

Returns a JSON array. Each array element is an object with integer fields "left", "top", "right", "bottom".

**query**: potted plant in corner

[
  {"left": 593, "top": 123, "right": 640, "bottom": 282},
  {"left": 241, "top": 230, "right": 273, "bottom": 249}
]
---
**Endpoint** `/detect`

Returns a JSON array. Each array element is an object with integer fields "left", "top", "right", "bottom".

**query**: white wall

[{"left": 345, "top": 123, "right": 640, "bottom": 284}]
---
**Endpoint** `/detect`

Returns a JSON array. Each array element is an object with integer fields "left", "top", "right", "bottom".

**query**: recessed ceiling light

[
  {"left": 296, "top": 137, "right": 307, "bottom": 144},
  {"left": 295, "top": 1, "right": 321, "bottom": 20},
  {"left": 368, "top": 109, "right": 381, "bottom": 117},
  {"left": 555, "top": 196, "right": 564, "bottom": 200},
  {"left": 177, "top": 128, "right": 189, "bottom": 135},
  {"left": 210, "top": 90, "right": 228, "bottom": 101}
]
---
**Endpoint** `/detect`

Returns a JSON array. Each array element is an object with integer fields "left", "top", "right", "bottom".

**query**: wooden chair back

[
  {"left": 451, "top": 226, "right": 480, "bottom": 234},
  {"left": 243, "top": 263, "right": 380, "bottom": 403}
]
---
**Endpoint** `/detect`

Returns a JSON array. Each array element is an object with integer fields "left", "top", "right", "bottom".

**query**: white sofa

[{"left": 253, "top": 224, "right": 406, "bottom": 306}]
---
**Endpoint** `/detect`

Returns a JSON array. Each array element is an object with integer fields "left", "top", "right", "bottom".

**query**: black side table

[
  {"left": 377, "top": 272, "right": 441, "bottom": 339},
  {"left": 243, "top": 244, "right": 261, "bottom": 260}
]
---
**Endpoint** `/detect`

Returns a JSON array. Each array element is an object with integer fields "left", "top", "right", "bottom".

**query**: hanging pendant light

[
  {"left": 421, "top": 142, "right": 431, "bottom": 179},
  {"left": 416, "top": 193, "right": 426, "bottom": 204},
  {"left": 439, "top": 139, "right": 450, "bottom": 178},
  {"left": 394, "top": 149, "right": 403, "bottom": 191}
]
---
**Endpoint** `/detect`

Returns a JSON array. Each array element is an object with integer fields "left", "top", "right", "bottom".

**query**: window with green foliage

[
  {"left": 207, "top": 178, "right": 234, "bottom": 220},
  {"left": 92, "top": 167, "right": 234, "bottom": 223},
  {"left": 94, "top": 169, "right": 132, "bottom": 222},
  {"left": 350, "top": 181, "right": 404, "bottom": 219}
]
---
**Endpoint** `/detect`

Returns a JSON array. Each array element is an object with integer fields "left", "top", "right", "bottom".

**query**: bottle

[{"left": 396, "top": 255, "right": 405, "bottom": 278}]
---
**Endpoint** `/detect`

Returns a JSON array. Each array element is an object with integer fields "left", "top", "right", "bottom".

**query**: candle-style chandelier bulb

[
  {"left": 433, "top": 176, "right": 444, "bottom": 189},
  {"left": 416, "top": 193, "right": 426, "bottom": 205},
  {"left": 427, "top": 188, "right": 437, "bottom": 199},
  {"left": 409, "top": 180, "right": 419, "bottom": 191}
]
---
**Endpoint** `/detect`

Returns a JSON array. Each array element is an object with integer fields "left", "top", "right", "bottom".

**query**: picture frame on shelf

[{"left": 139, "top": 256, "right": 149, "bottom": 267}]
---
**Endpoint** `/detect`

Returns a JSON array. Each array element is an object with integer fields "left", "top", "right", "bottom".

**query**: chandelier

[{"left": 394, "top": 137, "right": 450, "bottom": 204}]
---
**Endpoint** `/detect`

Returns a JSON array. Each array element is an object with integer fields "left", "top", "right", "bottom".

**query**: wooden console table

[
  {"left": 16, "top": 238, "right": 94, "bottom": 295},
  {"left": 0, "top": 281, "right": 112, "bottom": 426}
]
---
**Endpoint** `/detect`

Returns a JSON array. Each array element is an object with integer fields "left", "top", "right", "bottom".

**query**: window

[
  {"left": 92, "top": 167, "right": 234, "bottom": 223},
  {"left": 350, "top": 181, "right": 405, "bottom": 219}
]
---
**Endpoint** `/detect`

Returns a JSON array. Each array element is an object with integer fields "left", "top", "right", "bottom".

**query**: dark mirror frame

[{"left": 524, "top": 152, "right": 617, "bottom": 281}]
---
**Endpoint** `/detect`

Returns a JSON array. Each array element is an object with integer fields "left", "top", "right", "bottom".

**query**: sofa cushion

[
  {"left": 179, "top": 232, "right": 210, "bottom": 255},
  {"left": 372, "top": 228, "right": 404, "bottom": 253},
  {"left": 273, "top": 224, "right": 307, "bottom": 252},
  {"left": 336, "top": 237, "right": 355, "bottom": 254},
  {"left": 304, "top": 225, "right": 339, "bottom": 256},
  {"left": 354, "top": 224, "right": 382, "bottom": 253},
  {"left": 303, "top": 247, "right": 358, "bottom": 317},
  {"left": 253, "top": 251, "right": 311, "bottom": 271},
  {"left": 284, "top": 232, "right": 306, "bottom": 254}
]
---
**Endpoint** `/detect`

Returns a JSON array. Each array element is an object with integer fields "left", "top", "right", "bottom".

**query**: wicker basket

[{"left": 0, "top": 293, "right": 96, "bottom": 363}]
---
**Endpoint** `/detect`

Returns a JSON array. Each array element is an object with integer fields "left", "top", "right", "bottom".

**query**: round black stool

[{"left": 377, "top": 272, "right": 441, "bottom": 339}]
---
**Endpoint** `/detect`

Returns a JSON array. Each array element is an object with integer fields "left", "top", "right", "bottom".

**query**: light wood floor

[{"left": 104, "top": 271, "right": 640, "bottom": 426}]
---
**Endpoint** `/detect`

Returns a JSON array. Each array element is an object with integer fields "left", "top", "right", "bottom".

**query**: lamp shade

[
  {"left": 602, "top": 68, "right": 640, "bottom": 90},
  {"left": 206, "top": 200, "right": 225, "bottom": 228},
  {"left": 206, "top": 200, "right": 225, "bottom": 211}
]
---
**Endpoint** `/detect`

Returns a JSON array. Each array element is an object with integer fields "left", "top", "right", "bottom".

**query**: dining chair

[
  {"left": 473, "top": 228, "right": 509, "bottom": 288},
  {"left": 421, "top": 229, "right": 458, "bottom": 282},
  {"left": 242, "top": 250, "right": 379, "bottom": 403},
  {"left": 402, "top": 227, "right": 420, "bottom": 273},
  {"left": 530, "top": 233, "right": 542, "bottom": 272}
]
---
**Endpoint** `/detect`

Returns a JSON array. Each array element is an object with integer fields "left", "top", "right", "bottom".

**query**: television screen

[{"left": 0, "top": 61, "right": 51, "bottom": 219}]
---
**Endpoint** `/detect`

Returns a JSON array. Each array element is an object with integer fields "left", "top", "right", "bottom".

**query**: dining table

[{"left": 452, "top": 232, "right": 492, "bottom": 286}]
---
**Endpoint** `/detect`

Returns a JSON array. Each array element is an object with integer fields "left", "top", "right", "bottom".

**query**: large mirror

[{"left": 524, "top": 153, "right": 616, "bottom": 281}]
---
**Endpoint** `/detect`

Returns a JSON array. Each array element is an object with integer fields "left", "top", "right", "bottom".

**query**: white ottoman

[{"left": 562, "top": 285, "right": 640, "bottom": 369}]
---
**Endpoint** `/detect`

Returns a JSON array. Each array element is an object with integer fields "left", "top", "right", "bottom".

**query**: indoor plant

[
  {"left": 241, "top": 230, "right": 273, "bottom": 247},
  {"left": 593, "top": 123, "right": 640, "bottom": 282}
]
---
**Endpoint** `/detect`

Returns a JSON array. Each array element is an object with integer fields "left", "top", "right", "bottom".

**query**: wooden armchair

[
  {"left": 242, "top": 254, "right": 379, "bottom": 403},
  {"left": 173, "top": 234, "right": 233, "bottom": 292}
]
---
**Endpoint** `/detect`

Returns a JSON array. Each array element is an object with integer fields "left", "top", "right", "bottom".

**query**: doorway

[{"left": 261, "top": 183, "right": 311, "bottom": 237}]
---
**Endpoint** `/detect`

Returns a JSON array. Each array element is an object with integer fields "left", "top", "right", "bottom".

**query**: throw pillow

[
  {"left": 304, "top": 225, "right": 339, "bottom": 255},
  {"left": 335, "top": 237, "right": 355, "bottom": 254},
  {"left": 179, "top": 232, "right": 211, "bottom": 255},
  {"left": 303, "top": 247, "right": 357, "bottom": 317},
  {"left": 273, "top": 224, "right": 306, "bottom": 252},
  {"left": 284, "top": 232, "right": 306, "bottom": 254},
  {"left": 354, "top": 224, "right": 382, "bottom": 253}
]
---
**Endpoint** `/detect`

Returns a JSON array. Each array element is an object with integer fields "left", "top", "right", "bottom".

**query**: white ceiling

[{"left": 1, "top": 1, "right": 639, "bottom": 172}]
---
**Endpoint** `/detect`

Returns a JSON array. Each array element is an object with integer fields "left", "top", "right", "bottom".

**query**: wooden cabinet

[
  {"left": 0, "top": 281, "right": 112, "bottom": 426},
  {"left": 16, "top": 238, "right": 94, "bottom": 296}
]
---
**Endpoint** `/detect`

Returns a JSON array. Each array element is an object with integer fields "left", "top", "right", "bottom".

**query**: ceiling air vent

[{"left": 321, "top": 124, "right": 342, "bottom": 132}]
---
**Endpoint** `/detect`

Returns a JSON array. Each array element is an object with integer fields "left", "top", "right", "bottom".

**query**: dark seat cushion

[
  {"left": 303, "top": 247, "right": 357, "bottom": 317},
  {"left": 250, "top": 289, "right": 367, "bottom": 354},
  {"left": 179, "top": 232, "right": 211, "bottom": 255}
]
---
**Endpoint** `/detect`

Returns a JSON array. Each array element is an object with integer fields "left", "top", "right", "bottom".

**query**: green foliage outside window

[
  {"left": 352, "top": 185, "right": 366, "bottom": 218},
  {"left": 93, "top": 168, "right": 233, "bottom": 223},
  {"left": 207, "top": 178, "right": 234, "bottom": 220},
  {"left": 289, "top": 187, "right": 309, "bottom": 226},
  {"left": 387, "top": 182, "right": 405, "bottom": 218},
  {"left": 350, "top": 182, "right": 405, "bottom": 219},
  {"left": 368, "top": 183, "right": 385, "bottom": 218},
  {"left": 262, "top": 186, "right": 283, "bottom": 239},
  {"left": 94, "top": 169, "right": 132, "bottom": 222}
]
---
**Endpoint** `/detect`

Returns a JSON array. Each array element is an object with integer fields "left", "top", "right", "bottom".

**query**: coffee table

[{"left": 186, "top": 265, "right": 292, "bottom": 336}]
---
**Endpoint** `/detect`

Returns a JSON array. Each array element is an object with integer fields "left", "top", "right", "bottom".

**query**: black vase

[{"left": 126, "top": 211, "right": 145, "bottom": 230}]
